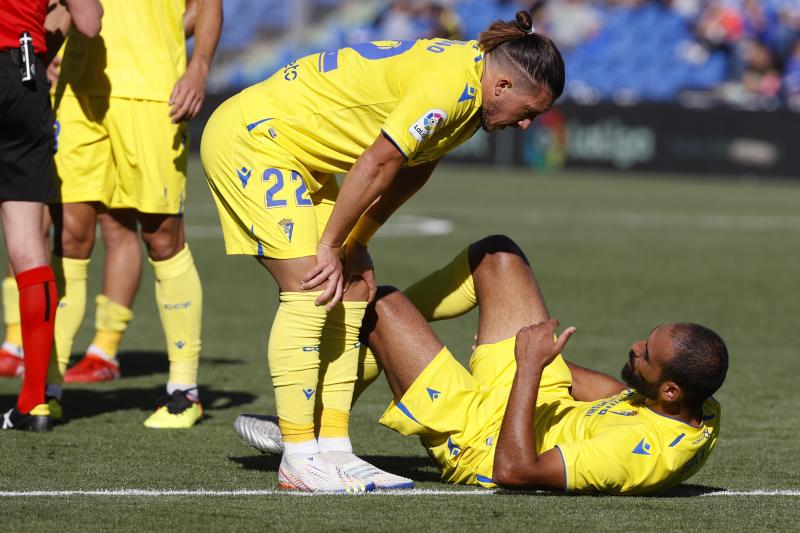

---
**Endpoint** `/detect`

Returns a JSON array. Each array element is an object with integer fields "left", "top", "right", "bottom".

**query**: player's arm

[
  {"left": 363, "top": 157, "right": 439, "bottom": 226},
  {"left": 169, "top": 0, "right": 222, "bottom": 123},
  {"left": 301, "top": 133, "right": 406, "bottom": 309},
  {"left": 184, "top": 0, "right": 198, "bottom": 37},
  {"left": 63, "top": 0, "right": 102, "bottom": 37},
  {"left": 340, "top": 158, "right": 440, "bottom": 302},
  {"left": 566, "top": 361, "right": 626, "bottom": 402},
  {"left": 492, "top": 319, "right": 576, "bottom": 490},
  {"left": 44, "top": 0, "right": 103, "bottom": 64}
]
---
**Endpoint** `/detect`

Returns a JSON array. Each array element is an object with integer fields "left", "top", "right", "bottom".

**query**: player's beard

[
  {"left": 479, "top": 100, "right": 498, "bottom": 132},
  {"left": 621, "top": 351, "right": 660, "bottom": 401}
]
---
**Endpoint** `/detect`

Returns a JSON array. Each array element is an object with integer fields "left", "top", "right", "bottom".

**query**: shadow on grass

[
  {"left": 12, "top": 385, "right": 257, "bottom": 423},
  {"left": 494, "top": 482, "right": 725, "bottom": 497},
  {"left": 114, "top": 350, "right": 242, "bottom": 379},
  {"left": 227, "top": 453, "right": 442, "bottom": 482}
]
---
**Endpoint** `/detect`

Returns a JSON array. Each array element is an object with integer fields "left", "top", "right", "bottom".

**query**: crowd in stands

[{"left": 212, "top": 0, "right": 800, "bottom": 109}]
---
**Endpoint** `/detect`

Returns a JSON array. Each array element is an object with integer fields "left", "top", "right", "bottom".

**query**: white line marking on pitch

[
  {"left": 0, "top": 489, "right": 798, "bottom": 497},
  {"left": 184, "top": 214, "right": 453, "bottom": 240},
  {"left": 523, "top": 211, "right": 800, "bottom": 232}
]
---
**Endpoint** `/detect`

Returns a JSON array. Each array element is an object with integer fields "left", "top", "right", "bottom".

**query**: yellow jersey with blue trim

[
  {"left": 56, "top": 0, "right": 186, "bottom": 102},
  {"left": 537, "top": 390, "right": 722, "bottom": 495},
  {"left": 238, "top": 39, "right": 484, "bottom": 186}
]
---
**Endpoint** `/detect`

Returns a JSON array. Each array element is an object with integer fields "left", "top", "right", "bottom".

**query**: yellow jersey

[
  {"left": 238, "top": 39, "right": 485, "bottom": 192},
  {"left": 530, "top": 389, "right": 721, "bottom": 495},
  {"left": 56, "top": 0, "right": 186, "bottom": 102}
]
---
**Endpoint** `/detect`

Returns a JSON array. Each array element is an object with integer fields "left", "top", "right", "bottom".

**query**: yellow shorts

[
  {"left": 379, "top": 338, "right": 573, "bottom": 487},
  {"left": 200, "top": 94, "right": 336, "bottom": 258},
  {"left": 53, "top": 94, "right": 188, "bottom": 213}
]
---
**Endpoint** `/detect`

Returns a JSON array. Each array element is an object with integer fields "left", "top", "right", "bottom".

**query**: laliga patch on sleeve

[{"left": 409, "top": 109, "right": 448, "bottom": 142}]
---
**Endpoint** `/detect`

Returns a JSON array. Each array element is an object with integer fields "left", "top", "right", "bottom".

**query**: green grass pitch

[{"left": 1, "top": 157, "right": 799, "bottom": 530}]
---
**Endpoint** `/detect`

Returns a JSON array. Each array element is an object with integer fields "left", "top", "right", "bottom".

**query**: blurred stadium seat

[{"left": 205, "top": 0, "right": 800, "bottom": 109}]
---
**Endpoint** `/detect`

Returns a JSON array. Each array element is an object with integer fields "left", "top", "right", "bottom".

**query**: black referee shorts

[{"left": 0, "top": 50, "right": 55, "bottom": 202}]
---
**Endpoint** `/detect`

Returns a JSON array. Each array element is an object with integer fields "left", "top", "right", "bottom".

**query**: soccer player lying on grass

[{"left": 237, "top": 235, "right": 728, "bottom": 494}]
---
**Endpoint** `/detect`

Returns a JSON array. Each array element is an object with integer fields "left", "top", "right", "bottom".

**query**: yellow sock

[
  {"left": 89, "top": 294, "right": 134, "bottom": 359},
  {"left": 279, "top": 419, "right": 316, "bottom": 445},
  {"left": 49, "top": 256, "right": 90, "bottom": 384},
  {"left": 352, "top": 347, "right": 382, "bottom": 405},
  {"left": 318, "top": 408, "right": 349, "bottom": 439},
  {"left": 149, "top": 245, "right": 202, "bottom": 387},
  {"left": 403, "top": 246, "right": 476, "bottom": 322},
  {"left": 270, "top": 291, "right": 327, "bottom": 444},
  {"left": 1, "top": 276, "right": 22, "bottom": 346},
  {"left": 318, "top": 301, "right": 367, "bottom": 427}
]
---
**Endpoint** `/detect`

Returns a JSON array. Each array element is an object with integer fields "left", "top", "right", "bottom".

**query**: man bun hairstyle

[
  {"left": 662, "top": 323, "right": 729, "bottom": 409},
  {"left": 478, "top": 10, "right": 565, "bottom": 100}
]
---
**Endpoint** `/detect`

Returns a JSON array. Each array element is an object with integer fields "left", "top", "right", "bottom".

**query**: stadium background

[{"left": 3, "top": 0, "right": 800, "bottom": 530}]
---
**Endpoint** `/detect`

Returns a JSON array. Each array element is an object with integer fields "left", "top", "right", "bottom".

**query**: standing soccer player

[
  {"left": 0, "top": 0, "right": 102, "bottom": 430},
  {"left": 49, "top": 0, "right": 221, "bottom": 428},
  {"left": 202, "top": 11, "right": 564, "bottom": 491}
]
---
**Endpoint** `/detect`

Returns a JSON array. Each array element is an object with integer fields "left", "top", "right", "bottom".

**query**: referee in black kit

[{"left": 0, "top": 0, "right": 101, "bottom": 430}]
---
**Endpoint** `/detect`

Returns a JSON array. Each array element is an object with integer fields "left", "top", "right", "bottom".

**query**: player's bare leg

[
  {"left": 364, "top": 287, "right": 444, "bottom": 398},
  {"left": 65, "top": 209, "right": 141, "bottom": 383},
  {"left": 139, "top": 212, "right": 203, "bottom": 429},
  {"left": 468, "top": 235, "right": 549, "bottom": 344}
]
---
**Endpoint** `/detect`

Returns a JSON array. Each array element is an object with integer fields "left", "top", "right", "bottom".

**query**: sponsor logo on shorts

[
  {"left": 237, "top": 167, "right": 252, "bottom": 188},
  {"left": 303, "top": 388, "right": 315, "bottom": 399},
  {"left": 409, "top": 109, "right": 448, "bottom": 142}
]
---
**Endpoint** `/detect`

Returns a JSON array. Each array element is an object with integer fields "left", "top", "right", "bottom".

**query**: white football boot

[
  {"left": 278, "top": 452, "right": 375, "bottom": 493},
  {"left": 321, "top": 451, "right": 415, "bottom": 490},
  {"left": 234, "top": 414, "right": 283, "bottom": 455}
]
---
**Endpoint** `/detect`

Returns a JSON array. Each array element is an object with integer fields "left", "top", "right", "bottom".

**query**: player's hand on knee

[
  {"left": 301, "top": 241, "right": 343, "bottom": 310},
  {"left": 342, "top": 241, "right": 376, "bottom": 302},
  {"left": 514, "top": 318, "right": 576, "bottom": 370}
]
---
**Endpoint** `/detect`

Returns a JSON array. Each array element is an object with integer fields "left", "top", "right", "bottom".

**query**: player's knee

[
  {"left": 142, "top": 228, "right": 184, "bottom": 261},
  {"left": 57, "top": 222, "right": 95, "bottom": 258},
  {"left": 469, "top": 234, "right": 529, "bottom": 272},
  {"left": 361, "top": 286, "right": 400, "bottom": 334}
]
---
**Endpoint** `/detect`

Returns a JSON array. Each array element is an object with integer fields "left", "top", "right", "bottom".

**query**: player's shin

[
  {"left": 403, "top": 246, "right": 476, "bottom": 321},
  {"left": 317, "top": 301, "right": 414, "bottom": 489},
  {"left": 317, "top": 300, "right": 367, "bottom": 452},
  {"left": 49, "top": 256, "right": 89, "bottom": 384},
  {"left": 270, "top": 291, "right": 327, "bottom": 454},
  {"left": 144, "top": 245, "right": 202, "bottom": 428},
  {"left": 89, "top": 294, "right": 134, "bottom": 361}
]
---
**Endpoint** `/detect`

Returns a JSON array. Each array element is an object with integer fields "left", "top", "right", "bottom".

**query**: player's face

[
  {"left": 480, "top": 83, "right": 553, "bottom": 133},
  {"left": 621, "top": 325, "right": 677, "bottom": 401}
]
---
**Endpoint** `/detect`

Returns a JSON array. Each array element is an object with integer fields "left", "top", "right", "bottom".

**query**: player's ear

[
  {"left": 660, "top": 380, "right": 682, "bottom": 403},
  {"left": 495, "top": 77, "right": 512, "bottom": 96}
]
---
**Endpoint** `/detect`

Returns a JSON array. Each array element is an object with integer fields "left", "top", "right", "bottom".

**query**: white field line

[
  {"left": 522, "top": 211, "right": 800, "bottom": 232},
  {"left": 0, "top": 488, "right": 798, "bottom": 497},
  {"left": 184, "top": 214, "right": 453, "bottom": 240},
  {"left": 184, "top": 211, "right": 800, "bottom": 240}
]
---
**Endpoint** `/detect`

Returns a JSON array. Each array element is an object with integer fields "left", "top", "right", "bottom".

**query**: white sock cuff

[
  {"left": 284, "top": 440, "right": 320, "bottom": 456},
  {"left": 167, "top": 382, "right": 199, "bottom": 401},
  {"left": 318, "top": 437, "right": 353, "bottom": 453}
]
